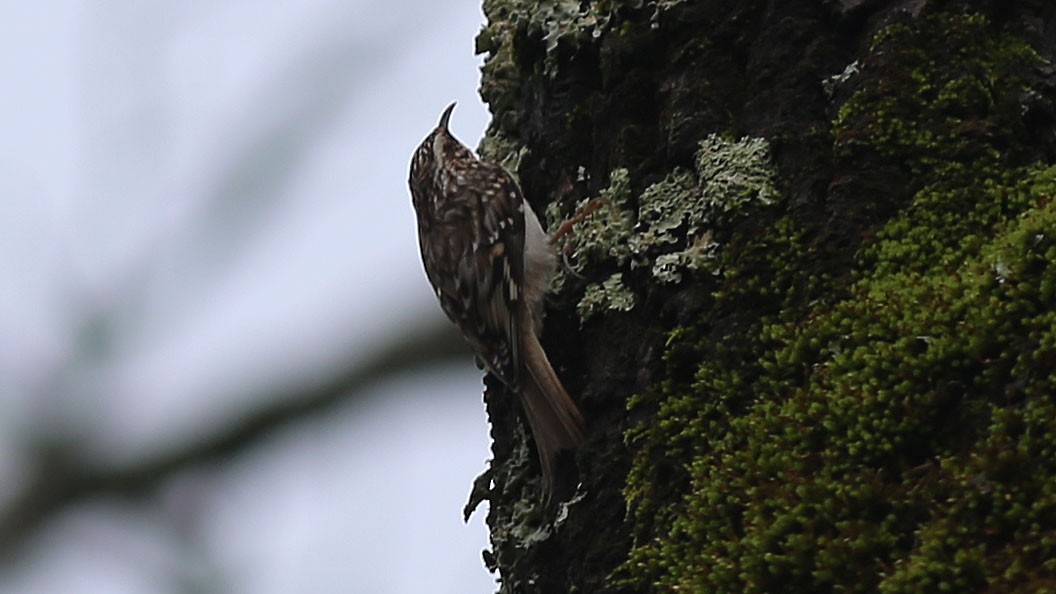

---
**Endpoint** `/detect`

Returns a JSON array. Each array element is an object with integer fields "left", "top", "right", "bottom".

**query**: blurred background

[{"left": 0, "top": 1, "right": 496, "bottom": 593}]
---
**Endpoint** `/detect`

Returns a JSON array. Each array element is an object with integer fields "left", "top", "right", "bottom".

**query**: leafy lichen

[
  {"left": 478, "top": 0, "right": 621, "bottom": 78},
  {"left": 552, "top": 135, "right": 776, "bottom": 318},
  {"left": 822, "top": 60, "right": 861, "bottom": 98},
  {"left": 547, "top": 167, "right": 636, "bottom": 287},
  {"left": 577, "top": 272, "right": 637, "bottom": 320},
  {"left": 480, "top": 422, "right": 554, "bottom": 590},
  {"left": 478, "top": 129, "right": 530, "bottom": 183}
]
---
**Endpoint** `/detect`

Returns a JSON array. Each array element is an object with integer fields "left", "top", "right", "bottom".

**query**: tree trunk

[{"left": 466, "top": 1, "right": 1056, "bottom": 593}]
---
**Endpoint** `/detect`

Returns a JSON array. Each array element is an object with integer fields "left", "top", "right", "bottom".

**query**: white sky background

[{"left": 0, "top": 1, "right": 496, "bottom": 593}]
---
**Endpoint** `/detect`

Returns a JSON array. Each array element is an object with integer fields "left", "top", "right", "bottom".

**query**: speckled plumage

[{"left": 409, "top": 103, "right": 584, "bottom": 493}]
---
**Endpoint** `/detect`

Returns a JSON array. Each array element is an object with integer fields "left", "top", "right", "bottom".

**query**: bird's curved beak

[{"left": 438, "top": 102, "right": 456, "bottom": 131}]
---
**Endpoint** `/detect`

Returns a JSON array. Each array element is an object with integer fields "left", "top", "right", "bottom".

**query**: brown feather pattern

[{"left": 409, "top": 104, "right": 585, "bottom": 493}]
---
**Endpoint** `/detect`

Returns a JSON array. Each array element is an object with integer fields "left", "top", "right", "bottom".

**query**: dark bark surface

[{"left": 469, "top": 1, "right": 1056, "bottom": 593}]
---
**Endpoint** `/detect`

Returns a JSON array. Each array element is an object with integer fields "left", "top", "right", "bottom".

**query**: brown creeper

[{"left": 408, "top": 103, "right": 585, "bottom": 492}]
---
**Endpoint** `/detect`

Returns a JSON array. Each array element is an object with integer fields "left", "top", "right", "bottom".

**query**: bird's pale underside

[{"left": 408, "top": 103, "right": 585, "bottom": 494}]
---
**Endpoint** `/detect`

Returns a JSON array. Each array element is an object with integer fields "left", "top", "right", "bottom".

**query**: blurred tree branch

[{"left": 0, "top": 319, "right": 467, "bottom": 559}]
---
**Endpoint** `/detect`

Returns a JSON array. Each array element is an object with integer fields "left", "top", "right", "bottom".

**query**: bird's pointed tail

[{"left": 519, "top": 321, "right": 585, "bottom": 494}]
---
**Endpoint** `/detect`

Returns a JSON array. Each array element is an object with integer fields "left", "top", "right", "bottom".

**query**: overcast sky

[{"left": 0, "top": 1, "right": 497, "bottom": 592}]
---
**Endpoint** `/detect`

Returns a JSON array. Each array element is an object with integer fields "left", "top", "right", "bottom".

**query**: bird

[{"left": 408, "top": 102, "right": 585, "bottom": 494}]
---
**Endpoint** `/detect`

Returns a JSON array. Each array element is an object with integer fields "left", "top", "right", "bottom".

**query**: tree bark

[{"left": 469, "top": 1, "right": 1056, "bottom": 592}]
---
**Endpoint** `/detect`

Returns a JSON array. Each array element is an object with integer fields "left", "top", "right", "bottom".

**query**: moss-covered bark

[{"left": 467, "top": 1, "right": 1056, "bottom": 593}]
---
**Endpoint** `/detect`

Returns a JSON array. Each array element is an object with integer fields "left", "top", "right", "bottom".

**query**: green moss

[
  {"left": 621, "top": 13, "right": 1056, "bottom": 593},
  {"left": 833, "top": 13, "right": 1042, "bottom": 178}
]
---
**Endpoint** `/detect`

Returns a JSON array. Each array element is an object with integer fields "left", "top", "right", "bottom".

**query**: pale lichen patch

[
  {"left": 577, "top": 273, "right": 637, "bottom": 321},
  {"left": 551, "top": 135, "right": 776, "bottom": 318}
]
